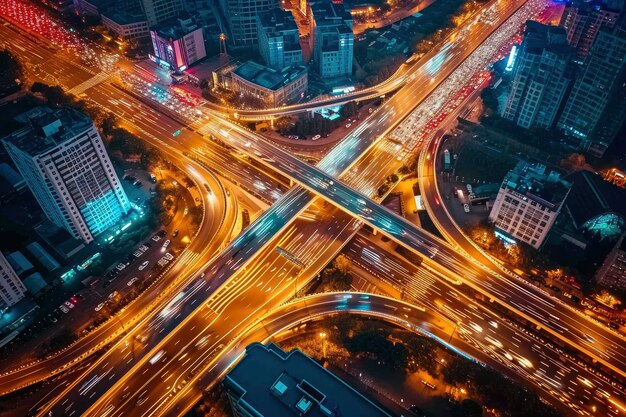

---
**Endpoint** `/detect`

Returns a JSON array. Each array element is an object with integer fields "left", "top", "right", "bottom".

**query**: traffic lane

[
  {"left": 419, "top": 142, "right": 626, "bottom": 371},
  {"left": 73, "top": 209, "right": 358, "bottom": 416},
  {"left": 40, "top": 185, "right": 316, "bottom": 416},
  {"left": 346, "top": 235, "right": 624, "bottom": 415},
  {"left": 208, "top": 115, "right": 626, "bottom": 378}
]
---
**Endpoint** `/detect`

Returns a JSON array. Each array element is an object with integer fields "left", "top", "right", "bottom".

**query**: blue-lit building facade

[{"left": 2, "top": 107, "right": 131, "bottom": 244}]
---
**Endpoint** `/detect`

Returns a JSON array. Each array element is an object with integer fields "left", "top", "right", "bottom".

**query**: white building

[
  {"left": 231, "top": 61, "right": 308, "bottom": 107},
  {"left": 2, "top": 107, "right": 131, "bottom": 244},
  {"left": 489, "top": 162, "right": 571, "bottom": 249},
  {"left": 102, "top": 11, "right": 150, "bottom": 42},
  {"left": 0, "top": 251, "right": 27, "bottom": 309},
  {"left": 310, "top": 1, "right": 354, "bottom": 78}
]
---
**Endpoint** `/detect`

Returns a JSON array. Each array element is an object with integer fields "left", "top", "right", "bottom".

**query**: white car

[
  {"left": 312, "top": 134, "right": 321, "bottom": 141},
  {"left": 139, "top": 261, "right": 149, "bottom": 271},
  {"left": 59, "top": 305, "right": 70, "bottom": 314},
  {"left": 133, "top": 250, "right": 143, "bottom": 258},
  {"left": 345, "top": 123, "right": 352, "bottom": 129},
  {"left": 115, "top": 263, "right": 127, "bottom": 271},
  {"left": 64, "top": 301, "right": 74, "bottom": 309},
  {"left": 164, "top": 252, "right": 174, "bottom": 261},
  {"left": 463, "top": 204, "right": 470, "bottom": 213},
  {"left": 139, "top": 245, "right": 149, "bottom": 252},
  {"left": 183, "top": 208, "right": 188, "bottom": 216},
  {"left": 162, "top": 240, "right": 171, "bottom": 251},
  {"left": 151, "top": 234, "right": 161, "bottom": 242},
  {"left": 94, "top": 303, "right": 105, "bottom": 312},
  {"left": 127, "top": 277, "right": 139, "bottom": 286}
]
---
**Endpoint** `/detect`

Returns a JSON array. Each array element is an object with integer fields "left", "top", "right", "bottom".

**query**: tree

[
  {"left": 0, "top": 49, "right": 23, "bottom": 93},
  {"left": 333, "top": 255, "right": 351, "bottom": 275},
  {"left": 31, "top": 82, "right": 71, "bottom": 107},
  {"left": 341, "top": 101, "right": 358, "bottom": 118},
  {"left": 455, "top": 399, "right": 483, "bottom": 417}
]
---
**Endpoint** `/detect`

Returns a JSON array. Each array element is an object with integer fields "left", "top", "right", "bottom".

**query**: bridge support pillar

[
  {"left": 289, "top": 178, "right": 294, "bottom": 187},
  {"left": 372, "top": 228, "right": 378, "bottom": 236}
]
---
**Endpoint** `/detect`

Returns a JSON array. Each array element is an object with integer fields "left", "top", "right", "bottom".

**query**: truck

[{"left": 443, "top": 149, "right": 451, "bottom": 171}]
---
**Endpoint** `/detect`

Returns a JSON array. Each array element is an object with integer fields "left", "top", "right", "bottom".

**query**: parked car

[
  {"left": 127, "top": 277, "right": 139, "bottom": 286},
  {"left": 94, "top": 303, "right": 105, "bottom": 312},
  {"left": 463, "top": 204, "right": 470, "bottom": 213},
  {"left": 164, "top": 252, "right": 174, "bottom": 261},
  {"left": 162, "top": 240, "right": 171, "bottom": 251},
  {"left": 312, "top": 134, "right": 321, "bottom": 141},
  {"left": 138, "top": 261, "right": 150, "bottom": 271}
]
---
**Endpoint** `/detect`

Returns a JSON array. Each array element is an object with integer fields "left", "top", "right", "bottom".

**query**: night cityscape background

[{"left": 0, "top": 0, "right": 625, "bottom": 416}]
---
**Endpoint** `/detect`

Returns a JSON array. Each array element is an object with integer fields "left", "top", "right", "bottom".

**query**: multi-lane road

[{"left": 2, "top": 0, "right": 625, "bottom": 415}]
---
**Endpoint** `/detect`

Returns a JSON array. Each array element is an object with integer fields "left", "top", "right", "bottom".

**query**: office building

[
  {"left": 596, "top": 232, "right": 626, "bottom": 289},
  {"left": 560, "top": 0, "right": 622, "bottom": 60},
  {"left": 140, "top": 0, "right": 183, "bottom": 26},
  {"left": 150, "top": 14, "right": 207, "bottom": 69},
  {"left": 489, "top": 161, "right": 572, "bottom": 249},
  {"left": 102, "top": 10, "right": 150, "bottom": 42},
  {"left": 257, "top": 9, "right": 302, "bottom": 70},
  {"left": 225, "top": 342, "right": 392, "bottom": 417},
  {"left": 220, "top": 0, "right": 280, "bottom": 46},
  {"left": 557, "top": 23, "right": 626, "bottom": 157},
  {"left": 0, "top": 251, "right": 27, "bottom": 309},
  {"left": 2, "top": 107, "right": 131, "bottom": 244},
  {"left": 310, "top": 1, "right": 354, "bottom": 78},
  {"left": 502, "top": 21, "right": 575, "bottom": 129},
  {"left": 231, "top": 61, "right": 308, "bottom": 107}
]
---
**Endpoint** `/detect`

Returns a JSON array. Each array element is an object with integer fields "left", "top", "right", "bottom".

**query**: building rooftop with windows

[
  {"left": 231, "top": 61, "right": 308, "bottom": 107},
  {"left": 489, "top": 161, "right": 572, "bottom": 249},
  {"left": 224, "top": 342, "right": 392, "bottom": 417}
]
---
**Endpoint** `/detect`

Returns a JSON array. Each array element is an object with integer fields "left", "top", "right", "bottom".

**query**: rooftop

[
  {"left": 311, "top": 1, "right": 353, "bottom": 27},
  {"left": 564, "top": 170, "right": 626, "bottom": 228},
  {"left": 523, "top": 20, "right": 573, "bottom": 56},
  {"left": 225, "top": 342, "right": 392, "bottom": 417},
  {"left": 2, "top": 107, "right": 93, "bottom": 157},
  {"left": 258, "top": 8, "right": 298, "bottom": 34},
  {"left": 501, "top": 161, "right": 572, "bottom": 209},
  {"left": 101, "top": 8, "right": 147, "bottom": 25},
  {"left": 152, "top": 13, "right": 200, "bottom": 40},
  {"left": 232, "top": 61, "right": 307, "bottom": 91}
]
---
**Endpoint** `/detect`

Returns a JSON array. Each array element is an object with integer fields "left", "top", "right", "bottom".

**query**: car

[
  {"left": 49, "top": 316, "right": 58, "bottom": 323},
  {"left": 172, "top": 229, "right": 179, "bottom": 237},
  {"left": 345, "top": 123, "right": 352, "bottom": 129},
  {"left": 94, "top": 303, "right": 105, "bottom": 312},
  {"left": 152, "top": 234, "right": 162, "bottom": 242},
  {"left": 122, "top": 392, "right": 131, "bottom": 400},
  {"left": 183, "top": 208, "right": 188, "bottom": 216},
  {"left": 59, "top": 305, "right": 70, "bottom": 314},
  {"left": 162, "top": 240, "right": 171, "bottom": 251},
  {"left": 164, "top": 252, "right": 174, "bottom": 261},
  {"left": 139, "top": 260, "right": 150, "bottom": 271},
  {"left": 158, "top": 258, "right": 169, "bottom": 267},
  {"left": 463, "top": 204, "right": 470, "bottom": 213},
  {"left": 157, "top": 230, "right": 167, "bottom": 237},
  {"left": 127, "top": 277, "right": 139, "bottom": 286},
  {"left": 312, "top": 134, "right": 321, "bottom": 141},
  {"left": 115, "top": 263, "right": 127, "bottom": 271},
  {"left": 108, "top": 291, "right": 118, "bottom": 300},
  {"left": 64, "top": 301, "right": 74, "bottom": 309},
  {"left": 133, "top": 249, "right": 144, "bottom": 258}
]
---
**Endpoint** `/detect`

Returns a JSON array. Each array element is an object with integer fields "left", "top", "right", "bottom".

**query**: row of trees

[
  {"left": 0, "top": 49, "right": 23, "bottom": 95},
  {"left": 442, "top": 356, "right": 560, "bottom": 417}
]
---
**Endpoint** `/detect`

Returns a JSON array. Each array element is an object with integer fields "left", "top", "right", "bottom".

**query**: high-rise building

[
  {"left": 220, "top": 0, "right": 279, "bottom": 46},
  {"left": 557, "top": 22, "right": 626, "bottom": 157},
  {"left": 257, "top": 8, "right": 302, "bottom": 70},
  {"left": 2, "top": 107, "right": 131, "bottom": 244},
  {"left": 489, "top": 161, "right": 572, "bottom": 249},
  {"left": 595, "top": 232, "right": 626, "bottom": 289},
  {"left": 559, "top": 0, "right": 622, "bottom": 60},
  {"left": 310, "top": 0, "right": 353, "bottom": 78},
  {"left": 502, "top": 21, "right": 575, "bottom": 129},
  {"left": 225, "top": 342, "right": 392, "bottom": 417},
  {"left": 151, "top": 14, "right": 207, "bottom": 70},
  {"left": 140, "top": 0, "right": 183, "bottom": 26},
  {"left": 0, "top": 251, "right": 27, "bottom": 309}
]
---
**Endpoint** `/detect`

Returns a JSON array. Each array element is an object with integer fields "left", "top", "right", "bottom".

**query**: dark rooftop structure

[
  {"left": 523, "top": 20, "right": 572, "bottom": 56},
  {"left": 562, "top": 170, "right": 626, "bottom": 239},
  {"left": 225, "top": 342, "right": 392, "bottom": 417},
  {"left": 3, "top": 107, "right": 93, "bottom": 157},
  {"left": 501, "top": 161, "right": 571, "bottom": 210},
  {"left": 258, "top": 8, "right": 298, "bottom": 34},
  {"left": 232, "top": 61, "right": 307, "bottom": 91}
]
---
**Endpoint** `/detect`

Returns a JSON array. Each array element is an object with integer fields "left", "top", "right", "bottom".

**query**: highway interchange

[{"left": 0, "top": 0, "right": 625, "bottom": 416}]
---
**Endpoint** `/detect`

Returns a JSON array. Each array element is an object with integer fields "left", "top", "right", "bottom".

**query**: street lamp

[{"left": 319, "top": 332, "right": 327, "bottom": 358}]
